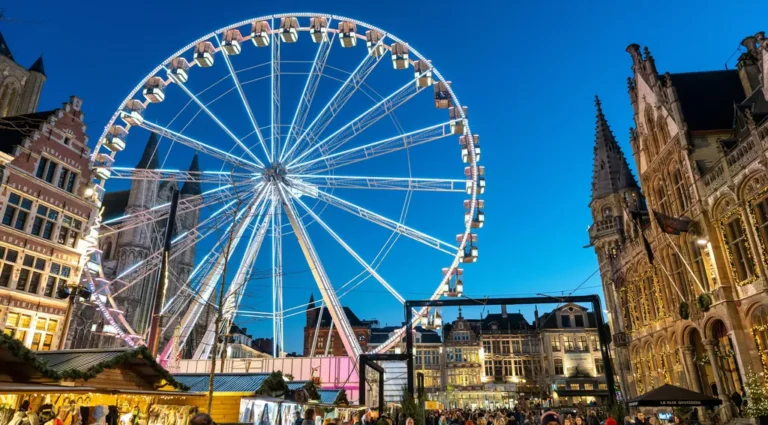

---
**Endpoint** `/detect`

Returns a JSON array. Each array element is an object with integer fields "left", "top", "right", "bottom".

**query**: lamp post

[{"left": 57, "top": 281, "right": 93, "bottom": 349}]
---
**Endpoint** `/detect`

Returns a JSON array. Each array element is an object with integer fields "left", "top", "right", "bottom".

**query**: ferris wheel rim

[{"left": 85, "top": 12, "right": 479, "bottom": 355}]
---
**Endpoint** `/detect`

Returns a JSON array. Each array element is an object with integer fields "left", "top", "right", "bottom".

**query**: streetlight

[{"left": 56, "top": 281, "right": 93, "bottom": 349}]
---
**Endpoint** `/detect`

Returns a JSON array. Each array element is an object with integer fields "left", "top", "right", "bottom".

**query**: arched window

[
  {"left": 671, "top": 167, "right": 690, "bottom": 214},
  {"left": 603, "top": 207, "right": 613, "bottom": 219},
  {"left": 722, "top": 210, "right": 756, "bottom": 284},
  {"left": 0, "top": 83, "right": 12, "bottom": 116},
  {"left": 103, "top": 240, "right": 113, "bottom": 261},
  {"left": 752, "top": 306, "right": 768, "bottom": 371},
  {"left": 654, "top": 180, "right": 669, "bottom": 215}
]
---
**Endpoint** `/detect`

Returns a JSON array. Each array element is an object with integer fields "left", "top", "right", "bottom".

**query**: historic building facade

[
  {"left": 67, "top": 134, "right": 204, "bottom": 352},
  {"left": 479, "top": 307, "right": 544, "bottom": 408},
  {"left": 303, "top": 294, "right": 374, "bottom": 356},
  {"left": 589, "top": 32, "right": 768, "bottom": 413},
  {"left": 538, "top": 304, "right": 608, "bottom": 406},
  {"left": 442, "top": 308, "right": 483, "bottom": 408},
  {"left": 0, "top": 32, "right": 98, "bottom": 351},
  {"left": 0, "top": 96, "right": 98, "bottom": 349}
]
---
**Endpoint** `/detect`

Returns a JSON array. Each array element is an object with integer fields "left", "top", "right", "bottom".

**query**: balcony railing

[
  {"left": 701, "top": 132, "right": 765, "bottom": 197},
  {"left": 588, "top": 217, "right": 622, "bottom": 241}
]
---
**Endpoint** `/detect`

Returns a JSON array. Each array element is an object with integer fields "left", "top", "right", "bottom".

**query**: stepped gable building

[
  {"left": 0, "top": 32, "right": 98, "bottom": 351},
  {"left": 0, "top": 32, "right": 46, "bottom": 118},
  {"left": 588, "top": 33, "right": 768, "bottom": 413},
  {"left": 303, "top": 293, "right": 373, "bottom": 356},
  {"left": 68, "top": 135, "right": 205, "bottom": 353}
]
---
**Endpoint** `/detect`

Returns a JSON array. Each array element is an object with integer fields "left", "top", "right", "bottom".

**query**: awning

[{"left": 628, "top": 384, "right": 722, "bottom": 407}]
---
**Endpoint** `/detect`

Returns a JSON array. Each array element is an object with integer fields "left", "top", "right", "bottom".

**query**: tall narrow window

[
  {"left": 723, "top": 213, "right": 755, "bottom": 283},
  {"left": 31, "top": 205, "right": 58, "bottom": 240},
  {"left": 554, "top": 358, "right": 564, "bottom": 375},
  {"left": 36, "top": 158, "right": 49, "bottom": 179},
  {"left": 672, "top": 168, "right": 690, "bottom": 214},
  {"left": 0, "top": 247, "right": 17, "bottom": 287},
  {"left": 57, "top": 168, "right": 70, "bottom": 190},
  {"left": 44, "top": 162, "right": 57, "bottom": 184},
  {"left": 66, "top": 172, "right": 77, "bottom": 193},
  {"left": 2, "top": 193, "right": 33, "bottom": 232}
]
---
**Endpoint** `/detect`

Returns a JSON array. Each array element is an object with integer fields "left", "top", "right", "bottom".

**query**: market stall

[
  {"left": 0, "top": 335, "right": 194, "bottom": 425},
  {"left": 627, "top": 384, "right": 723, "bottom": 422}
]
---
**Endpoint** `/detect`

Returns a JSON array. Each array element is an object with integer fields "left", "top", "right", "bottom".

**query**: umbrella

[{"left": 628, "top": 384, "right": 722, "bottom": 407}]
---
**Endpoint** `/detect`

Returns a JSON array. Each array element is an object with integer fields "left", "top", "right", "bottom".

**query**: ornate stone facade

[{"left": 589, "top": 33, "right": 768, "bottom": 415}]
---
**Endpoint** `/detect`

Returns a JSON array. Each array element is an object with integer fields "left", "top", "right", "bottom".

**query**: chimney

[
  {"left": 738, "top": 36, "right": 762, "bottom": 97},
  {"left": 501, "top": 305, "right": 507, "bottom": 318}
]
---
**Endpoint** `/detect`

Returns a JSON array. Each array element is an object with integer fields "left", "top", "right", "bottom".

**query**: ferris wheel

[{"left": 82, "top": 13, "right": 484, "bottom": 360}]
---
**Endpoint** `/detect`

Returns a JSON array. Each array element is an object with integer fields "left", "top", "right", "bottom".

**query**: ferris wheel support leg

[
  {"left": 271, "top": 188, "right": 283, "bottom": 357},
  {"left": 291, "top": 194, "right": 403, "bottom": 305},
  {"left": 277, "top": 183, "right": 362, "bottom": 359},
  {"left": 163, "top": 194, "right": 261, "bottom": 359}
]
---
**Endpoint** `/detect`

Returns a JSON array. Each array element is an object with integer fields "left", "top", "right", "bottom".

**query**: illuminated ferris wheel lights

[
  {"left": 92, "top": 153, "right": 114, "bottom": 181},
  {"left": 338, "top": 21, "right": 357, "bottom": 47}
]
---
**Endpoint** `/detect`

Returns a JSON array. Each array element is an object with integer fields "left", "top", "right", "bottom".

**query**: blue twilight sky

[{"left": 2, "top": 1, "right": 764, "bottom": 352}]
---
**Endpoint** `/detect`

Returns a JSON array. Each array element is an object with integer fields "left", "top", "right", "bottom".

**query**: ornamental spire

[
  {"left": 180, "top": 154, "right": 201, "bottom": 196},
  {"left": 591, "top": 96, "right": 638, "bottom": 202},
  {"left": 136, "top": 133, "right": 160, "bottom": 169}
]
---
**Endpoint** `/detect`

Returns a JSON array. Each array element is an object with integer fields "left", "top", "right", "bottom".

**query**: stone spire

[
  {"left": 306, "top": 293, "right": 317, "bottom": 326},
  {"left": 136, "top": 133, "right": 160, "bottom": 169},
  {"left": 28, "top": 55, "right": 45, "bottom": 76},
  {"left": 180, "top": 154, "right": 201, "bottom": 196},
  {"left": 0, "top": 32, "right": 13, "bottom": 61},
  {"left": 591, "top": 96, "right": 638, "bottom": 202}
]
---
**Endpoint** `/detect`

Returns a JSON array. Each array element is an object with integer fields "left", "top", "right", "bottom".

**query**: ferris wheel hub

[{"left": 263, "top": 162, "right": 288, "bottom": 183}]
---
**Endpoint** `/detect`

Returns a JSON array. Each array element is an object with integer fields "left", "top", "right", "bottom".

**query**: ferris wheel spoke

[
  {"left": 136, "top": 120, "right": 264, "bottom": 172},
  {"left": 218, "top": 201, "right": 271, "bottom": 336},
  {"left": 291, "top": 192, "right": 408, "bottom": 306},
  {"left": 271, "top": 187, "right": 283, "bottom": 357},
  {"left": 290, "top": 174, "right": 465, "bottom": 192},
  {"left": 110, "top": 191, "right": 256, "bottom": 296},
  {"left": 281, "top": 39, "right": 385, "bottom": 163},
  {"left": 101, "top": 182, "right": 252, "bottom": 236},
  {"left": 280, "top": 34, "right": 335, "bottom": 161},
  {"left": 277, "top": 182, "right": 362, "bottom": 358},
  {"left": 287, "top": 76, "right": 425, "bottom": 167},
  {"left": 215, "top": 34, "right": 271, "bottom": 162},
  {"left": 168, "top": 196, "right": 261, "bottom": 359},
  {"left": 107, "top": 167, "right": 255, "bottom": 184},
  {"left": 287, "top": 178, "right": 457, "bottom": 255},
  {"left": 170, "top": 76, "right": 266, "bottom": 168},
  {"left": 291, "top": 122, "right": 453, "bottom": 174},
  {"left": 270, "top": 26, "right": 281, "bottom": 161}
]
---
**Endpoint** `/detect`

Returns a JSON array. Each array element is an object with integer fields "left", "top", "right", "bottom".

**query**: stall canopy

[
  {"left": 174, "top": 373, "right": 345, "bottom": 405},
  {"left": 628, "top": 384, "right": 723, "bottom": 407},
  {"left": 0, "top": 334, "right": 188, "bottom": 391},
  {"left": 175, "top": 373, "right": 271, "bottom": 394}
]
